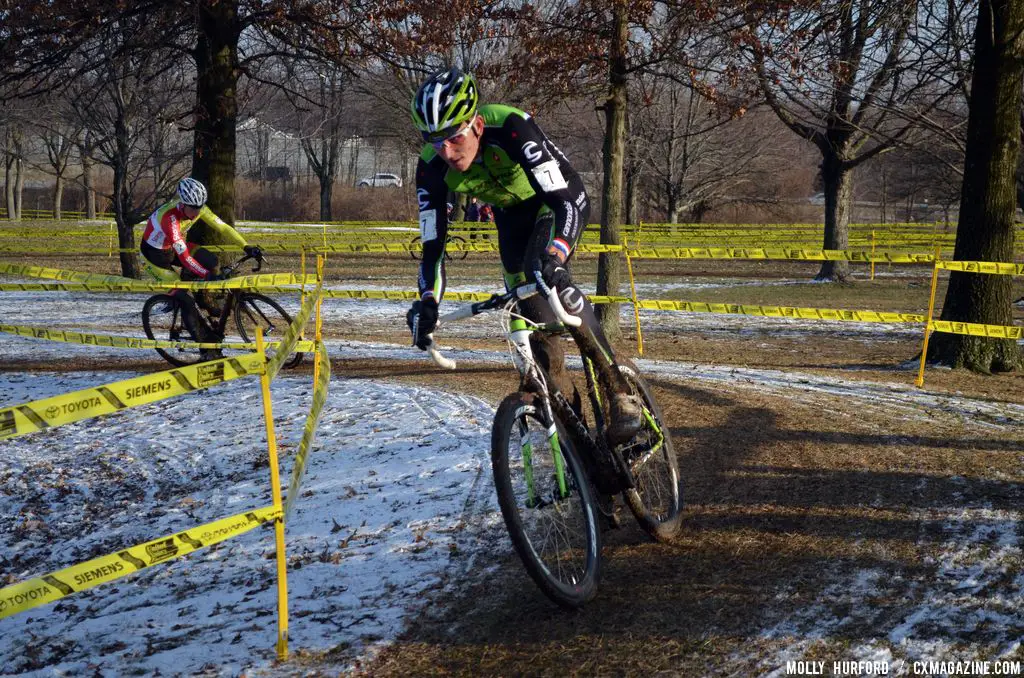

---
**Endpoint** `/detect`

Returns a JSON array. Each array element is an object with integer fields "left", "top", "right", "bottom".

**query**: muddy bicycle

[
  {"left": 141, "top": 253, "right": 304, "bottom": 369},
  {"left": 425, "top": 284, "right": 683, "bottom": 608}
]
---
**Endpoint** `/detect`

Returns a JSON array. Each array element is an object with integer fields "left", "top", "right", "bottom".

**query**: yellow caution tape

[
  {"left": 10, "top": 242, "right": 952, "bottom": 262},
  {"left": 0, "top": 355, "right": 264, "bottom": 441},
  {"left": 285, "top": 289, "right": 929, "bottom": 325},
  {"left": 0, "top": 505, "right": 281, "bottom": 620},
  {"left": 318, "top": 289, "right": 497, "bottom": 302},
  {"left": 930, "top": 320, "right": 1023, "bottom": 339},
  {"left": 0, "top": 262, "right": 316, "bottom": 290},
  {"left": 0, "top": 282, "right": 312, "bottom": 293},
  {"left": 623, "top": 247, "right": 935, "bottom": 262},
  {"left": 936, "top": 260, "right": 1024, "bottom": 275},
  {"left": 0, "top": 322, "right": 315, "bottom": 352},
  {"left": 629, "top": 298, "right": 926, "bottom": 323},
  {"left": 284, "top": 341, "right": 330, "bottom": 519},
  {"left": 265, "top": 282, "right": 321, "bottom": 381}
]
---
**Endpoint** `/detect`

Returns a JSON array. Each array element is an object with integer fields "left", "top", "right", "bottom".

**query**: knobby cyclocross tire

[
  {"left": 410, "top": 235, "right": 423, "bottom": 261},
  {"left": 616, "top": 362, "right": 684, "bottom": 542},
  {"left": 234, "top": 293, "right": 304, "bottom": 369},
  {"left": 142, "top": 294, "right": 204, "bottom": 367},
  {"left": 491, "top": 392, "right": 601, "bottom": 608}
]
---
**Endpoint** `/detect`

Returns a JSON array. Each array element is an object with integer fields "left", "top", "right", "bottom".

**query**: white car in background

[{"left": 357, "top": 172, "right": 403, "bottom": 188}]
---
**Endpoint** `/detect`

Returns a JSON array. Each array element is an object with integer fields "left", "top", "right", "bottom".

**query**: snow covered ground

[{"left": 1, "top": 287, "right": 1022, "bottom": 676}]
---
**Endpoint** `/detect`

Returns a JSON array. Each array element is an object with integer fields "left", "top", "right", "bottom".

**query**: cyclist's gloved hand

[
  {"left": 243, "top": 245, "right": 263, "bottom": 261},
  {"left": 533, "top": 251, "right": 572, "bottom": 297},
  {"left": 406, "top": 297, "right": 438, "bottom": 350}
]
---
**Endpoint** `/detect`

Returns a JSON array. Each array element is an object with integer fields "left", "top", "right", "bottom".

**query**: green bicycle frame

[{"left": 511, "top": 314, "right": 572, "bottom": 503}]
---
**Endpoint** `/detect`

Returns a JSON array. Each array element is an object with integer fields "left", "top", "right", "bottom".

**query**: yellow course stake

[
  {"left": 626, "top": 254, "right": 644, "bottom": 356},
  {"left": 870, "top": 230, "right": 876, "bottom": 281},
  {"left": 314, "top": 256, "right": 325, "bottom": 381},
  {"left": 916, "top": 246, "right": 943, "bottom": 388},
  {"left": 256, "top": 328, "right": 289, "bottom": 660}
]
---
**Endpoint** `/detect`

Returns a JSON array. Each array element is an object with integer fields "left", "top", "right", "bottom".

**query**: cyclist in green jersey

[{"left": 406, "top": 67, "right": 641, "bottom": 446}]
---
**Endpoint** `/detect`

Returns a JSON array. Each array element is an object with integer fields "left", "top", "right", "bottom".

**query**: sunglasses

[{"left": 424, "top": 122, "right": 474, "bottom": 150}]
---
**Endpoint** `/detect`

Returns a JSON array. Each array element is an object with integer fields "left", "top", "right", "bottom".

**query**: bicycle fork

[{"left": 510, "top": 324, "right": 572, "bottom": 506}]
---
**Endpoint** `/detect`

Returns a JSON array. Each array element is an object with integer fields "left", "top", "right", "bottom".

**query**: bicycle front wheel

[
  {"left": 617, "top": 362, "right": 684, "bottom": 542},
  {"left": 491, "top": 392, "right": 601, "bottom": 608},
  {"left": 410, "top": 235, "right": 422, "bottom": 260},
  {"left": 142, "top": 294, "right": 203, "bottom": 367},
  {"left": 234, "top": 293, "right": 304, "bottom": 369}
]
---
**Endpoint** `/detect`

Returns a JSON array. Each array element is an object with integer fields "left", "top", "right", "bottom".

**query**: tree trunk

[
  {"left": 112, "top": 164, "right": 140, "bottom": 278},
  {"left": 596, "top": 1, "right": 629, "bottom": 343},
  {"left": 319, "top": 175, "right": 332, "bottom": 221},
  {"left": 192, "top": 0, "right": 240, "bottom": 228},
  {"left": 14, "top": 156, "right": 23, "bottom": 220},
  {"left": 928, "top": 0, "right": 1024, "bottom": 373},
  {"left": 4, "top": 153, "right": 13, "bottom": 220},
  {"left": 81, "top": 149, "right": 96, "bottom": 219},
  {"left": 53, "top": 176, "right": 64, "bottom": 220},
  {"left": 624, "top": 160, "right": 637, "bottom": 228},
  {"left": 815, "top": 150, "right": 852, "bottom": 281}
]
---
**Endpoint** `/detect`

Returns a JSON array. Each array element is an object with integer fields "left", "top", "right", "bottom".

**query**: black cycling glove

[
  {"left": 407, "top": 297, "right": 438, "bottom": 350},
  {"left": 244, "top": 245, "right": 263, "bottom": 260},
  {"left": 533, "top": 251, "right": 572, "bottom": 297}
]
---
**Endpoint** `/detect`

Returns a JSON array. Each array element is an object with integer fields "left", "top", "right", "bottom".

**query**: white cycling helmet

[{"left": 177, "top": 177, "right": 208, "bottom": 208}]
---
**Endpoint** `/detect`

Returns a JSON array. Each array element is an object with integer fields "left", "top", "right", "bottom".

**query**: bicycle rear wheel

[
  {"left": 617, "top": 362, "right": 684, "bottom": 542},
  {"left": 410, "top": 235, "right": 422, "bottom": 260},
  {"left": 142, "top": 294, "right": 203, "bottom": 367},
  {"left": 448, "top": 235, "right": 469, "bottom": 260},
  {"left": 234, "top": 293, "right": 304, "bottom": 369},
  {"left": 491, "top": 392, "right": 601, "bottom": 608}
]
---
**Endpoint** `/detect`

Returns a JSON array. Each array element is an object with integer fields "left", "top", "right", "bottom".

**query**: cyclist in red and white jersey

[
  {"left": 141, "top": 177, "right": 261, "bottom": 360},
  {"left": 141, "top": 177, "right": 259, "bottom": 282}
]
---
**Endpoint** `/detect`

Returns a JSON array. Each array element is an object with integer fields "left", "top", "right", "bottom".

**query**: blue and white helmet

[{"left": 177, "top": 177, "right": 208, "bottom": 208}]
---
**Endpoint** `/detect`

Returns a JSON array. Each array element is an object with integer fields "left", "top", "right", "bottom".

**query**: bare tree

[
  {"left": 631, "top": 75, "right": 788, "bottom": 223},
  {"left": 68, "top": 32, "right": 193, "bottom": 277},
  {"left": 733, "top": 1, "right": 967, "bottom": 281},
  {"left": 35, "top": 111, "right": 81, "bottom": 219},
  {"left": 2, "top": 123, "right": 26, "bottom": 220},
  {"left": 283, "top": 60, "right": 347, "bottom": 221},
  {"left": 77, "top": 130, "right": 99, "bottom": 219},
  {"left": 505, "top": 0, "right": 730, "bottom": 339},
  {"left": 1, "top": 0, "right": 370, "bottom": 227}
]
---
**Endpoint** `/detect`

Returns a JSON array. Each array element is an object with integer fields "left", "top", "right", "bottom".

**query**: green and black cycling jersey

[{"left": 415, "top": 103, "right": 590, "bottom": 301}]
